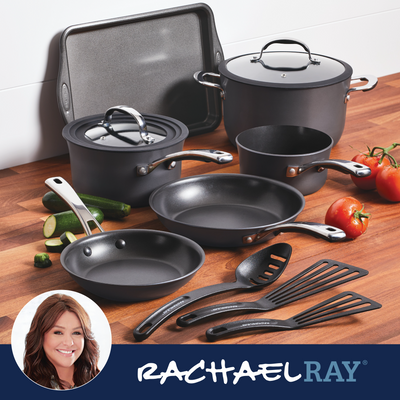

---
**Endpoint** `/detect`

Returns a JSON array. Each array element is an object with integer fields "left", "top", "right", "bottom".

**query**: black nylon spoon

[
  {"left": 177, "top": 259, "right": 368, "bottom": 326},
  {"left": 206, "top": 291, "right": 382, "bottom": 341},
  {"left": 133, "top": 242, "right": 292, "bottom": 341}
]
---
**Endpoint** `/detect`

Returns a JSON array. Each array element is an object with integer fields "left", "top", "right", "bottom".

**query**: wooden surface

[{"left": 1, "top": 73, "right": 400, "bottom": 345}]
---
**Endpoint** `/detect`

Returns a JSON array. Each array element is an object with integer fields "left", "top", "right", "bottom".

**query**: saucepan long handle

[
  {"left": 137, "top": 149, "right": 233, "bottom": 176},
  {"left": 286, "top": 159, "right": 371, "bottom": 177},
  {"left": 45, "top": 177, "right": 104, "bottom": 236}
]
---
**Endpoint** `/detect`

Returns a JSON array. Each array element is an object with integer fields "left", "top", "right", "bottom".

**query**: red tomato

[
  {"left": 325, "top": 197, "right": 370, "bottom": 239},
  {"left": 376, "top": 165, "right": 400, "bottom": 202},
  {"left": 351, "top": 152, "right": 390, "bottom": 190}
]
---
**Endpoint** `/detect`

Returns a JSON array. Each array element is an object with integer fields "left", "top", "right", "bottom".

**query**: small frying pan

[
  {"left": 149, "top": 173, "right": 346, "bottom": 247},
  {"left": 45, "top": 177, "right": 205, "bottom": 302},
  {"left": 236, "top": 125, "right": 371, "bottom": 195}
]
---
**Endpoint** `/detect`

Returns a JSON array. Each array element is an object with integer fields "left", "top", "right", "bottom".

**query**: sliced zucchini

[
  {"left": 42, "top": 191, "right": 131, "bottom": 219},
  {"left": 60, "top": 231, "right": 77, "bottom": 246},
  {"left": 44, "top": 239, "right": 66, "bottom": 253},
  {"left": 43, "top": 207, "right": 104, "bottom": 238},
  {"left": 34, "top": 253, "right": 52, "bottom": 268}
]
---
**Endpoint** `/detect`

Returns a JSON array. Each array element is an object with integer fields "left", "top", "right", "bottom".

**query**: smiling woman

[{"left": 21, "top": 293, "right": 101, "bottom": 390}]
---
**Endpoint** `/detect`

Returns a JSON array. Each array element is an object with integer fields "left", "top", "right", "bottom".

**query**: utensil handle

[
  {"left": 177, "top": 301, "right": 265, "bottom": 327},
  {"left": 137, "top": 149, "right": 233, "bottom": 176},
  {"left": 206, "top": 318, "right": 291, "bottom": 342},
  {"left": 286, "top": 159, "right": 371, "bottom": 177},
  {"left": 243, "top": 221, "right": 346, "bottom": 244},
  {"left": 193, "top": 71, "right": 225, "bottom": 99},
  {"left": 178, "top": 259, "right": 369, "bottom": 327},
  {"left": 133, "top": 281, "right": 241, "bottom": 342},
  {"left": 45, "top": 177, "right": 104, "bottom": 236},
  {"left": 345, "top": 75, "right": 378, "bottom": 102},
  {"left": 206, "top": 291, "right": 382, "bottom": 342}
]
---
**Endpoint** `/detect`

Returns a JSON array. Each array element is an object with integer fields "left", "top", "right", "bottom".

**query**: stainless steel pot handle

[
  {"left": 345, "top": 75, "right": 378, "bottom": 103},
  {"left": 286, "top": 159, "right": 371, "bottom": 177},
  {"left": 100, "top": 105, "right": 155, "bottom": 144},
  {"left": 250, "top": 38, "right": 321, "bottom": 67},
  {"left": 45, "top": 177, "right": 104, "bottom": 236},
  {"left": 193, "top": 71, "right": 225, "bottom": 99},
  {"left": 243, "top": 221, "right": 346, "bottom": 244},
  {"left": 137, "top": 149, "right": 233, "bottom": 176}
]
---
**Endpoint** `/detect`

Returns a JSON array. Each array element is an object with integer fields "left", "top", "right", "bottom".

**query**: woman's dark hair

[{"left": 23, "top": 293, "right": 100, "bottom": 389}]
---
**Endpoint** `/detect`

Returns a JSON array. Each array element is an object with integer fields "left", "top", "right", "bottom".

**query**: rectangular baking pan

[{"left": 57, "top": 3, "right": 223, "bottom": 136}]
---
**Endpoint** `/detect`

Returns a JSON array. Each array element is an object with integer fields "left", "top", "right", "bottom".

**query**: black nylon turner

[
  {"left": 206, "top": 291, "right": 382, "bottom": 341},
  {"left": 177, "top": 259, "right": 368, "bottom": 326}
]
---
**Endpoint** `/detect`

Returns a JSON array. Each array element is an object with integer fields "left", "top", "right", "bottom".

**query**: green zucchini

[
  {"left": 34, "top": 253, "right": 52, "bottom": 268},
  {"left": 44, "top": 239, "right": 66, "bottom": 253},
  {"left": 42, "top": 191, "right": 131, "bottom": 219},
  {"left": 43, "top": 207, "right": 104, "bottom": 238},
  {"left": 60, "top": 231, "right": 77, "bottom": 246}
]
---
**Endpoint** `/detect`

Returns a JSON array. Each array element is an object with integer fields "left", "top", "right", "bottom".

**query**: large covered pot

[
  {"left": 62, "top": 106, "right": 233, "bottom": 207},
  {"left": 194, "top": 38, "right": 377, "bottom": 146}
]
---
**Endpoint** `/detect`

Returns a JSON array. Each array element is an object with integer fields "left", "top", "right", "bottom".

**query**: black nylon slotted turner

[
  {"left": 206, "top": 291, "right": 382, "bottom": 341},
  {"left": 177, "top": 259, "right": 368, "bottom": 327}
]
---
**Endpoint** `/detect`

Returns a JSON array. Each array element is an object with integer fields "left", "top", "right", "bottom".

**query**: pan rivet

[
  {"left": 138, "top": 166, "right": 148, "bottom": 175},
  {"left": 168, "top": 161, "right": 177, "bottom": 170},
  {"left": 115, "top": 239, "right": 126, "bottom": 249},
  {"left": 83, "top": 247, "right": 92, "bottom": 257}
]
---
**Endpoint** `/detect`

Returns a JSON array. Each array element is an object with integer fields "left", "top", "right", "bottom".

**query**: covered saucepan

[
  {"left": 194, "top": 38, "right": 377, "bottom": 146},
  {"left": 236, "top": 125, "right": 371, "bottom": 195},
  {"left": 62, "top": 105, "right": 233, "bottom": 207}
]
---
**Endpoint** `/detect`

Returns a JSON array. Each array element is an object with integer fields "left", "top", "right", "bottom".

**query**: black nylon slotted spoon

[
  {"left": 177, "top": 259, "right": 368, "bottom": 326},
  {"left": 133, "top": 242, "right": 292, "bottom": 341},
  {"left": 205, "top": 291, "right": 382, "bottom": 341}
]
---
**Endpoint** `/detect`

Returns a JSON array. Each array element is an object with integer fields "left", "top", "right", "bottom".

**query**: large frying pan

[
  {"left": 45, "top": 177, "right": 205, "bottom": 302},
  {"left": 149, "top": 173, "right": 346, "bottom": 247}
]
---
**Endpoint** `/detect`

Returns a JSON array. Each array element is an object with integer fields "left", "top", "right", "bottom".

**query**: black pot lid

[
  {"left": 62, "top": 106, "right": 188, "bottom": 152},
  {"left": 219, "top": 39, "right": 353, "bottom": 89}
]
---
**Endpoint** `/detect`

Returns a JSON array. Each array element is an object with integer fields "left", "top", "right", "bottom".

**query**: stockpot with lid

[{"left": 195, "top": 38, "right": 377, "bottom": 146}]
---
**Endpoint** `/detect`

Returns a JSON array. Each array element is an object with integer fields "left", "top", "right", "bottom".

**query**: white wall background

[{"left": 1, "top": 0, "right": 400, "bottom": 170}]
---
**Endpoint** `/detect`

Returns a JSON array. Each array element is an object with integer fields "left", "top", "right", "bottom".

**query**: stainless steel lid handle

[
  {"left": 44, "top": 177, "right": 104, "bottom": 236},
  {"left": 251, "top": 38, "right": 321, "bottom": 66},
  {"left": 102, "top": 105, "right": 155, "bottom": 144}
]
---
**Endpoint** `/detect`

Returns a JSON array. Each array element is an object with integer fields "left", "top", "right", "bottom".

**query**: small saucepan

[
  {"left": 62, "top": 105, "right": 233, "bottom": 207},
  {"left": 236, "top": 125, "right": 371, "bottom": 195},
  {"left": 45, "top": 177, "right": 205, "bottom": 302}
]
